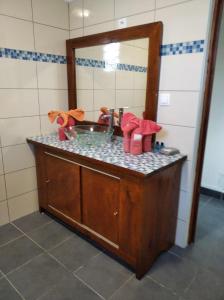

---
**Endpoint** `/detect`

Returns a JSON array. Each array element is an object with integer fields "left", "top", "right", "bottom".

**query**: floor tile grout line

[
  {"left": 35, "top": 286, "right": 56, "bottom": 300},
  {"left": 146, "top": 274, "right": 179, "bottom": 297},
  {"left": 46, "top": 251, "right": 72, "bottom": 272},
  {"left": 73, "top": 272, "right": 106, "bottom": 300},
  {"left": 11, "top": 216, "right": 53, "bottom": 234},
  {"left": 3, "top": 274, "right": 26, "bottom": 300},
  {"left": 6, "top": 252, "right": 44, "bottom": 276},
  {"left": 73, "top": 252, "right": 102, "bottom": 274},
  {"left": 182, "top": 268, "right": 199, "bottom": 295},
  {"left": 12, "top": 221, "right": 73, "bottom": 254},
  {"left": 0, "top": 233, "right": 24, "bottom": 249},
  {"left": 47, "top": 235, "right": 74, "bottom": 252},
  {"left": 108, "top": 274, "right": 134, "bottom": 300}
]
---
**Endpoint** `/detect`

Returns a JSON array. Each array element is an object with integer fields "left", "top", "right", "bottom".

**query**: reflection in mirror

[{"left": 74, "top": 38, "right": 149, "bottom": 124}]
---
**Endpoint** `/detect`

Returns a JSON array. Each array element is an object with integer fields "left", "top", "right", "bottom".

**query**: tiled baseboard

[{"left": 200, "top": 186, "right": 224, "bottom": 200}]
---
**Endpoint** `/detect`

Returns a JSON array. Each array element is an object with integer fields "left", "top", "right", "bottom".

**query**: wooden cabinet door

[
  {"left": 82, "top": 168, "right": 120, "bottom": 245},
  {"left": 44, "top": 153, "right": 81, "bottom": 222}
]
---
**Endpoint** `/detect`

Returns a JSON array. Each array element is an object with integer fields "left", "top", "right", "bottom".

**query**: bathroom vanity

[{"left": 27, "top": 135, "right": 186, "bottom": 279}]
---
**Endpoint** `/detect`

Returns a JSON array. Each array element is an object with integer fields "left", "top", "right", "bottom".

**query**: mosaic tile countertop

[{"left": 28, "top": 134, "right": 186, "bottom": 176}]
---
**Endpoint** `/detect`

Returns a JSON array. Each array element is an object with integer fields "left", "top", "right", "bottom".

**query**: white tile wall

[
  {"left": 0, "top": 0, "right": 70, "bottom": 223},
  {"left": 94, "top": 69, "right": 115, "bottom": 90},
  {"left": 0, "top": 117, "right": 41, "bottom": 147},
  {"left": 115, "top": 11, "right": 154, "bottom": 29},
  {"left": 8, "top": 190, "right": 39, "bottom": 221},
  {"left": 32, "top": 0, "right": 69, "bottom": 29},
  {"left": 159, "top": 53, "right": 204, "bottom": 91},
  {"left": 0, "top": 201, "right": 9, "bottom": 225},
  {"left": 0, "top": 151, "right": 4, "bottom": 174},
  {"left": 69, "top": 0, "right": 83, "bottom": 30},
  {"left": 70, "top": 28, "right": 83, "bottom": 38},
  {"left": 0, "top": 15, "right": 34, "bottom": 50},
  {"left": 133, "top": 90, "right": 146, "bottom": 107},
  {"left": 0, "top": 0, "right": 32, "bottom": 20},
  {"left": 5, "top": 167, "right": 37, "bottom": 199},
  {"left": 116, "top": 70, "right": 134, "bottom": 89},
  {"left": 83, "top": 0, "right": 114, "bottom": 26},
  {"left": 94, "top": 89, "right": 116, "bottom": 110},
  {"left": 0, "top": 175, "right": 6, "bottom": 202},
  {"left": 37, "top": 62, "right": 68, "bottom": 89},
  {"left": 156, "top": 0, "right": 187, "bottom": 9},
  {"left": 76, "top": 66, "right": 94, "bottom": 89},
  {"left": 175, "top": 219, "right": 188, "bottom": 247},
  {"left": 77, "top": 90, "right": 94, "bottom": 111},
  {"left": 2, "top": 144, "right": 35, "bottom": 173},
  {"left": 40, "top": 115, "right": 59, "bottom": 135},
  {"left": 155, "top": 0, "right": 210, "bottom": 44},
  {"left": 115, "top": 0, "right": 155, "bottom": 19},
  {"left": 157, "top": 91, "right": 199, "bottom": 127},
  {"left": 0, "top": 89, "right": 39, "bottom": 118},
  {"left": 34, "top": 24, "right": 69, "bottom": 55},
  {"left": 178, "top": 190, "right": 192, "bottom": 221},
  {"left": 39, "top": 90, "right": 68, "bottom": 115},
  {"left": 84, "top": 21, "right": 115, "bottom": 36},
  {"left": 116, "top": 90, "right": 134, "bottom": 108},
  {"left": 0, "top": 59, "right": 37, "bottom": 89},
  {"left": 156, "top": 124, "right": 196, "bottom": 161}
]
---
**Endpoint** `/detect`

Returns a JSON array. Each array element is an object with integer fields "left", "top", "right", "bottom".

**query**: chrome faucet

[
  {"left": 101, "top": 108, "right": 114, "bottom": 132},
  {"left": 107, "top": 108, "right": 114, "bottom": 131},
  {"left": 118, "top": 107, "right": 128, "bottom": 126}
]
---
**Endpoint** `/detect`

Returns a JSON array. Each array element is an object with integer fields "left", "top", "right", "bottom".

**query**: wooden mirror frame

[{"left": 66, "top": 22, "right": 163, "bottom": 131}]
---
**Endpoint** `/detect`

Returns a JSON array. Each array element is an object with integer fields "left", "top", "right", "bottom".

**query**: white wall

[
  {"left": 0, "top": 0, "right": 69, "bottom": 224},
  {"left": 201, "top": 10, "right": 224, "bottom": 193},
  {"left": 69, "top": 0, "right": 213, "bottom": 247}
]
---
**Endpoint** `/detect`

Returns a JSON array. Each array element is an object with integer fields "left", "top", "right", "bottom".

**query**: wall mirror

[{"left": 66, "top": 22, "right": 162, "bottom": 132}]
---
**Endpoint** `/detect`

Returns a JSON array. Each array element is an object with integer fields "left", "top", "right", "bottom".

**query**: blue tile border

[
  {"left": 0, "top": 48, "right": 67, "bottom": 64},
  {"left": 76, "top": 57, "right": 147, "bottom": 73},
  {"left": 0, "top": 40, "right": 205, "bottom": 67},
  {"left": 160, "top": 40, "right": 205, "bottom": 56}
]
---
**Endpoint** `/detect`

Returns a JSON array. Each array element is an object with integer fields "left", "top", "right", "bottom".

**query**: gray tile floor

[{"left": 0, "top": 194, "right": 224, "bottom": 300}]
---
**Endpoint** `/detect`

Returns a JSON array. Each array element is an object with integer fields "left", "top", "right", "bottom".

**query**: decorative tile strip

[
  {"left": 0, "top": 40, "right": 205, "bottom": 66},
  {"left": 76, "top": 57, "right": 105, "bottom": 68},
  {"left": 75, "top": 57, "right": 147, "bottom": 73},
  {"left": 0, "top": 48, "right": 67, "bottom": 64},
  {"left": 160, "top": 40, "right": 205, "bottom": 56}
]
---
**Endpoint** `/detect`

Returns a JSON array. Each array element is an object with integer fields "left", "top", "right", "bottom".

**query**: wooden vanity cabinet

[{"left": 32, "top": 142, "right": 185, "bottom": 279}]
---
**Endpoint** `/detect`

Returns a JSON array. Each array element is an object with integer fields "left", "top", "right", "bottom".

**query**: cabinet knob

[
  {"left": 45, "top": 179, "right": 50, "bottom": 184},
  {"left": 113, "top": 211, "right": 118, "bottom": 216}
]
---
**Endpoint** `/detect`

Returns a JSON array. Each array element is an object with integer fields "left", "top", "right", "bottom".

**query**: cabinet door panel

[
  {"left": 45, "top": 153, "right": 81, "bottom": 222},
  {"left": 82, "top": 168, "right": 120, "bottom": 244}
]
